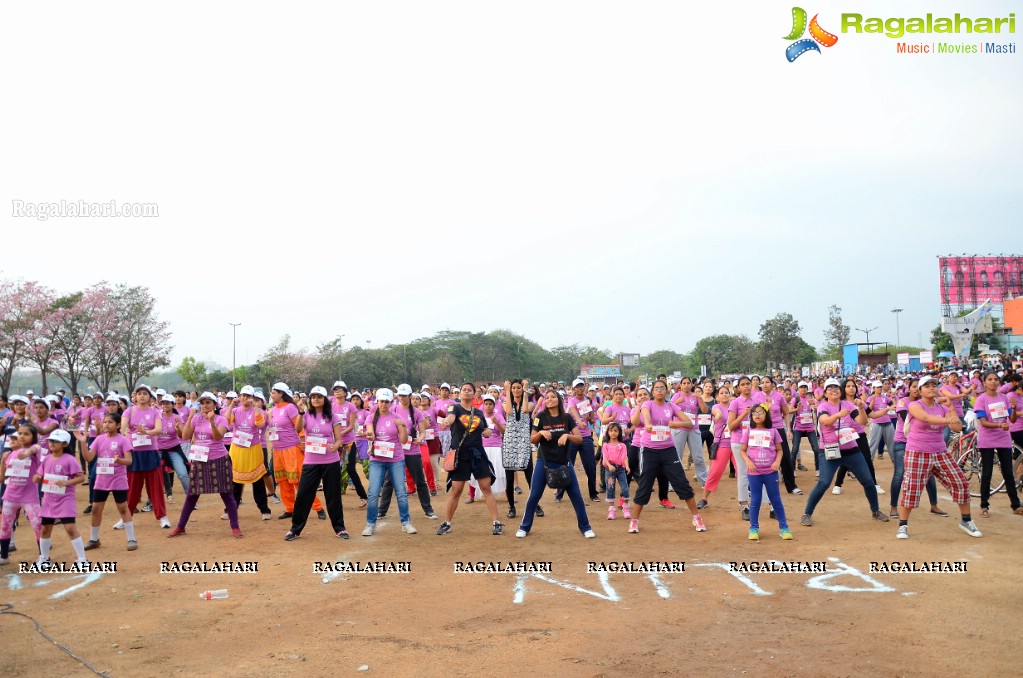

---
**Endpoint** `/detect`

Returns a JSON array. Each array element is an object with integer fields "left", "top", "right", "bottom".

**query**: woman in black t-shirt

[
  {"left": 516, "top": 390, "right": 594, "bottom": 539},
  {"left": 435, "top": 383, "right": 501, "bottom": 536}
]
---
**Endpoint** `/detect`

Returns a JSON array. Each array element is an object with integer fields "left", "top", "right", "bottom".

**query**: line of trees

[{"left": 0, "top": 279, "right": 172, "bottom": 395}]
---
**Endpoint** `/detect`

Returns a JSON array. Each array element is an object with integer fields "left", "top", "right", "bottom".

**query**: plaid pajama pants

[{"left": 899, "top": 449, "right": 969, "bottom": 508}]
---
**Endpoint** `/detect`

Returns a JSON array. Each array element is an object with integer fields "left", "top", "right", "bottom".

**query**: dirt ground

[{"left": 2, "top": 445, "right": 1021, "bottom": 678}]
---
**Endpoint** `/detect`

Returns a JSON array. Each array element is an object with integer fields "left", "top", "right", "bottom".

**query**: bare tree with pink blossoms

[
  {"left": 83, "top": 283, "right": 122, "bottom": 394},
  {"left": 50, "top": 288, "right": 106, "bottom": 396},
  {"left": 112, "top": 284, "right": 173, "bottom": 392},
  {"left": 0, "top": 280, "right": 54, "bottom": 395}
]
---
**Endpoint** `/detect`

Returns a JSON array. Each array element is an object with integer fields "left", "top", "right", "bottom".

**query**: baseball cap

[
  {"left": 240, "top": 385, "right": 255, "bottom": 396},
  {"left": 271, "top": 382, "right": 293, "bottom": 398},
  {"left": 49, "top": 429, "right": 72, "bottom": 445},
  {"left": 396, "top": 384, "right": 413, "bottom": 396},
  {"left": 332, "top": 380, "right": 347, "bottom": 390},
  {"left": 824, "top": 378, "right": 841, "bottom": 389},
  {"left": 376, "top": 388, "right": 394, "bottom": 402},
  {"left": 310, "top": 386, "right": 328, "bottom": 398},
  {"left": 572, "top": 378, "right": 585, "bottom": 387}
]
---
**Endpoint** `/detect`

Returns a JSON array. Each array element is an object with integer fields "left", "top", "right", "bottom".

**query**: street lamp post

[
  {"left": 890, "top": 308, "right": 903, "bottom": 347},
  {"left": 229, "top": 323, "right": 241, "bottom": 392},
  {"left": 855, "top": 326, "right": 878, "bottom": 346}
]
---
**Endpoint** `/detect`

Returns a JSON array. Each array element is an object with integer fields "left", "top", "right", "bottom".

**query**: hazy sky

[{"left": 2, "top": 0, "right": 1020, "bottom": 370}]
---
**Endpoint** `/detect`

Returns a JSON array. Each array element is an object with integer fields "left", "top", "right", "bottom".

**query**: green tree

[
  {"left": 640, "top": 350, "right": 686, "bottom": 378},
  {"left": 689, "top": 334, "right": 762, "bottom": 375},
  {"left": 931, "top": 308, "right": 1004, "bottom": 357},
  {"left": 177, "top": 356, "right": 207, "bottom": 389},
  {"left": 758, "top": 313, "right": 816, "bottom": 367},
  {"left": 823, "top": 304, "right": 850, "bottom": 359}
]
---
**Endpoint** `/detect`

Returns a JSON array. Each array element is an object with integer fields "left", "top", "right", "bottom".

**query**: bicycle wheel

[
  {"left": 958, "top": 445, "right": 986, "bottom": 498},
  {"left": 1013, "top": 445, "right": 1023, "bottom": 493}
]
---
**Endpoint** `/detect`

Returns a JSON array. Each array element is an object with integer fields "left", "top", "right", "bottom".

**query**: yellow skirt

[{"left": 229, "top": 443, "right": 267, "bottom": 484}]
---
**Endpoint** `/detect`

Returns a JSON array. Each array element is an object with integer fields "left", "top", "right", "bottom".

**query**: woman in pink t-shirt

[
  {"left": 896, "top": 376, "right": 978, "bottom": 540},
  {"left": 973, "top": 371, "right": 1021, "bottom": 516}
]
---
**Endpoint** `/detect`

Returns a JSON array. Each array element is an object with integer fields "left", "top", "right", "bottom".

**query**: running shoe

[
  {"left": 959, "top": 520, "right": 982, "bottom": 538},
  {"left": 659, "top": 499, "right": 676, "bottom": 509},
  {"left": 492, "top": 521, "right": 503, "bottom": 536},
  {"left": 221, "top": 513, "right": 229, "bottom": 520},
  {"left": 692, "top": 515, "right": 707, "bottom": 532},
  {"left": 317, "top": 510, "right": 327, "bottom": 520},
  {"left": 401, "top": 523, "right": 417, "bottom": 534},
  {"left": 362, "top": 524, "right": 375, "bottom": 536},
  {"left": 792, "top": 488, "right": 804, "bottom": 495},
  {"left": 627, "top": 519, "right": 639, "bottom": 533},
  {"left": 621, "top": 504, "right": 631, "bottom": 519},
  {"left": 83, "top": 505, "right": 93, "bottom": 515},
  {"left": 583, "top": 529, "right": 596, "bottom": 539},
  {"left": 590, "top": 494, "right": 601, "bottom": 503},
  {"left": 607, "top": 506, "right": 617, "bottom": 521},
  {"left": 284, "top": 531, "right": 299, "bottom": 541},
  {"left": 160, "top": 517, "right": 171, "bottom": 528},
  {"left": 896, "top": 525, "right": 909, "bottom": 539},
  {"left": 797, "top": 464, "right": 808, "bottom": 471},
  {"left": 780, "top": 528, "right": 793, "bottom": 540},
  {"left": 262, "top": 513, "right": 272, "bottom": 521},
  {"left": 127, "top": 540, "right": 138, "bottom": 551},
  {"left": 832, "top": 486, "right": 842, "bottom": 495},
  {"left": 141, "top": 501, "right": 153, "bottom": 513},
  {"left": 535, "top": 505, "right": 544, "bottom": 517},
  {"left": 426, "top": 512, "right": 439, "bottom": 520},
  {"left": 84, "top": 540, "right": 101, "bottom": 551},
  {"left": 748, "top": 528, "right": 759, "bottom": 541},
  {"left": 696, "top": 499, "right": 708, "bottom": 510},
  {"left": 269, "top": 494, "right": 282, "bottom": 504},
  {"left": 436, "top": 521, "right": 452, "bottom": 535},
  {"left": 113, "top": 519, "right": 125, "bottom": 530},
  {"left": 515, "top": 529, "right": 527, "bottom": 538},
  {"left": 799, "top": 514, "right": 814, "bottom": 526},
  {"left": 875, "top": 484, "right": 886, "bottom": 495},
  {"left": 506, "top": 507, "right": 516, "bottom": 519},
  {"left": 515, "top": 485, "right": 523, "bottom": 495},
  {"left": 278, "top": 512, "right": 293, "bottom": 520},
  {"left": 337, "top": 530, "right": 350, "bottom": 539},
  {"left": 741, "top": 506, "right": 750, "bottom": 521},
  {"left": 872, "top": 511, "right": 890, "bottom": 522}
]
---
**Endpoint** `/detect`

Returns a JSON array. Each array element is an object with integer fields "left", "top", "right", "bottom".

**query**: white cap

[
  {"left": 396, "top": 384, "right": 413, "bottom": 396},
  {"left": 161, "top": 394, "right": 175, "bottom": 404},
  {"left": 797, "top": 381, "right": 810, "bottom": 388},
  {"left": 332, "top": 380, "right": 347, "bottom": 390},
  {"left": 421, "top": 384, "right": 430, "bottom": 391},
  {"left": 419, "top": 392, "right": 432, "bottom": 400},
  {"left": 824, "top": 378, "right": 841, "bottom": 389},
  {"left": 33, "top": 397, "right": 49, "bottom": 406},
  {"left": 440, "top": 382, "right": 451, "bottom": 390},
  {"left": 135, "top": 384, "right": 155, "bottom": 398},
  {"left": 92, "top": 391, "right": 104, "bottom": 398},
  {"left": 587, "top": 385, "right": 597, "bottom": 391},
  {"left": 106, "top": 393, "right": 120, "bottom": 403},
  {"left": 376, "top": 388, "right": 394, "bottom": 402},
  {"left": 198, "top": 391, "right": 217, "bottom": 403},
  {"left": 572, "top": 378, "right": 585, "bottom": 387},
  {"left": 483, "top": 393, "right": 496, "bottom": 402},
  {"left": 26, "top": 389, "right": 34, "bottom": 394},
  {"left": 155, "top": 388, "right": 167, "bottom": 398},
  {"left": 48, "top": 429, "right": 71, "bottom": 445},
  {"left": 872, "top": 380, "right": 882, "bottom": 387},
  {"left": 240, "top": 385, "right": 255, "bottom": 396},
  {"left": 271, "top": 382, "right": 293, "bottom": 398},
  {"left": 919, "top": 376, "right": 938, "bottom": 387},
  {"left": 253, "top": 390, "right": 266, "bottom": 402},
  {"left": 226, "top": 391, "right": 238, "bottom": 399},
  {"left": 9, "top": 395, "right": 29, "bottom": 405},
  {"left": 309, "top": 386, "right": 329, "bottom": 398}
]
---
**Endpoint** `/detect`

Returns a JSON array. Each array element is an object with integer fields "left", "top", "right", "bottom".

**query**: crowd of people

[{"left": 1, "top": 367, "right": 1021, "bottom": 567}]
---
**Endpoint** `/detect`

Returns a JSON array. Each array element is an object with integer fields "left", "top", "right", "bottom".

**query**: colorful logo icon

[{"left": 784, "top": 7, "right": 838, "bottom": 62}]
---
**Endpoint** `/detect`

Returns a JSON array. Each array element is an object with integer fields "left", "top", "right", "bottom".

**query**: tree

[
  {"left": 758, "top": 313, "right": 818, "bottom": 368},
  {"left": 640, "top": 350, "right": 686, "bottom": 378},
  {"left": 177, "top": 356, "right": 208, "bottom": 390},
  {"left": 22, "top": 288, "right": 60, "bottom": 393},
  {"left": 258, "top": 335, "right": 316, "bottom": 389},
  {"left": 112, "top": 284, "right": 173, "bottom": 391},
  {"left": 689, "top": 334, "right": 762, "bottom": 375},
  {"left": 823, "top": 305, "right": 850, "bottom": 359},
  {"left": 49, "top": 291, "right": 100, "bottom": 396},
  {"left": 84, "top": 284, "right": 122, "bottom": 394},
  {"left": 0, "top": 280, "right": 54, "bottom": 395},
  {"left": 931, "top": 308, "right": 1004, "bottom": 357}
]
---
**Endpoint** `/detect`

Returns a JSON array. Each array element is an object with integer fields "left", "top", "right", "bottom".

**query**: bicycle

[{"left": 954, "top": 431, "right": 1023, "bottom": 498}]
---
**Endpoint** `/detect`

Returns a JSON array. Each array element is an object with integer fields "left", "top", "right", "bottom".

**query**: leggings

[
  {"left": 1, "top": 501, "right": 43, "bottom": 543},
  {"left": 627, "top": 443, "right": 668, "bottom": 501},
  {"left": 506, "top": 456, "right": 535, "bottom": 508},
  {"left": 980, "top": 447, "right": 1021, "bottom": 510},
  {"left": 345, "top": 444, "right": 368, "bottom": 500},
  {"left": 177, "top": 491, "right": 238, "bottom": 529},
  {"left": 232, "top": 477, "right": 270, "bottom": 514},
  {"left": 835, "top": 434, "right": 877, "bottom": 487}
]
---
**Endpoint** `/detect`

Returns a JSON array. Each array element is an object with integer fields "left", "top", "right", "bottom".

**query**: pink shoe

[
  {"left": 622, "top": 504, "right": 632, "bottom": 519},
  {"left": 692, "top": 514, "right": 707, "bottom": 532},
  {"left": 660, "top": 498, "right": 676, "bottom": 509},
  {"left": 607, "top": 506, "right": 617, "bottom": 521},
  {"left": 628, "top": 518, "right": 639, "bottom": 533}
]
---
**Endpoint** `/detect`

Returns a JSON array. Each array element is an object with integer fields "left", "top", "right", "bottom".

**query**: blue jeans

[
  {"left": 560, "top": 436, "right": 597, "bottom": 498},
  {"left": 366, "top": 460, "right": 410, "bottom": 525},
  {"left": 804, "top": 450, "right": 879, "bottom": 515},
  {"left": 520, "top": 456, "right": 591, "bottom": 535},
  {"left": 605, "top": 465, "right": 629, "bottom": 501},
  {"left": 749, "top": 471, "right": 788, "bottom": 530},
  {"left": 791, "top": 430, "right": 820, "bottom": 470},
  {"left": 889, "top": 441, "right": 937, "bottom": 506},
  {"left": 165, "top": 447, "right": 190, "bottom": 494}
]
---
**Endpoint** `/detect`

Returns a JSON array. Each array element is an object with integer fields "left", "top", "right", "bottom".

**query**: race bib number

[
  {"left": 697, "top": 414, "right": 712, "bottom": 427},
  {"left": 799, "top": 411, "right": 813, "bottom": 425},
  {"left": 356, "top": 425, "right": 366, "bottom": 437},
  {"left": 576, "top": 402, "right": 592, "bottom": 416},
  {"left": 42, "top": 474, "right": 67, "bottom": 494},
  {"left": 305, "top": 435, "right": 328, "bottom": 455},
  {"left": 267, "top": 427, "right": 279, "bottom": 442},
  {"left": 723, "top": 428, "right": 731, "bottom": 440},
  {"left": 749, "top": 430, "right": 773, "bottom": 448},
  {"left": 335, "top": 414, "right": 347, "bottom": 427},
  {"left": 741, "top": 419, "right": 751, "bottom": 431},
  {"left": 234, "top": 430, "right": 254, "bottom": 447},
  {"left": 131, "top": 433, "right": 152, "bottom": 448},
  {"left": 188, "top": 445, "right": 210, "bottom": 462},
  {"left": 650, "top": 425, "right": 670, "bottom": 443},
  {"left": 402, "top": 442, "right": 412, "bottom": 451},
  {"left": 485, "top": 418, "right": 494, "bottom": 430},
  {"left": 424, "top": 428, "right": 435, "bottom": 440},
  {"left": 374, "top": 441, "right": 395, "bottom": 458},
  {"left": 988, "top": 401, "right": 1009, "bottom": 420},
  {"left": 97, "top": 457, "right": 116, "bottom": 475},
  {"left": 6, "top": 457, "right": 30, "bottom": 478},
  {"left": 838, "top": 427, "right": 858, "bottom": 445}
]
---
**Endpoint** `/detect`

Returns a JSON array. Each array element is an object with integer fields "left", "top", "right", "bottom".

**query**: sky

[{"left": 1, "top": 0, "right": 1021, "bottom": 370}]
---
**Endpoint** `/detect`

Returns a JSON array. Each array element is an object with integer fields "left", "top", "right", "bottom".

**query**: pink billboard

[{"left": 939, "top": 256, "right": 1023, "bottom": 307}]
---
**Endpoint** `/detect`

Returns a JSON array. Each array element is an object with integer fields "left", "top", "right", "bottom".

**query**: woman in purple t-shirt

[
  {"left": 973, "top": 371, "right": 1021, "bottom": 516},
  {"left": 896, "top": 376, "right": 979, "bottom": 540}
]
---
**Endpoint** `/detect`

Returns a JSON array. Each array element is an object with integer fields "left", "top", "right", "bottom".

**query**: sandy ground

[{"left": 2, "top": 445, "right": 1021, "bottom": 678}]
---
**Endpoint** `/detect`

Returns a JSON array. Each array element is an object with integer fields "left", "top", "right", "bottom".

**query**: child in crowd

[
  {"left": 30, "top": 429, "right": 88, "bottom": 566},
  {"left": 739, "top": 405, "right": 792, "bottom": 541},
  {"left": 76, "top": 413, "right": 137, "bottom": 551},
  {"left": 602, "top": 423, "right": 631, "bottom": 520},
  {"left": 0, "top": 425, "right": 44, "bottom": 564}
]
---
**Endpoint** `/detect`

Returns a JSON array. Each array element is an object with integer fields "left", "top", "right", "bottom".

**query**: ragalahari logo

[{"left": 784, "top": 7, "right": 838, "bottom": 61}]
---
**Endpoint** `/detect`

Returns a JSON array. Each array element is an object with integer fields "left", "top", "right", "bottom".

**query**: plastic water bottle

[{"left": 199, "top": 589, "right": 228, "bottom": 600}]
